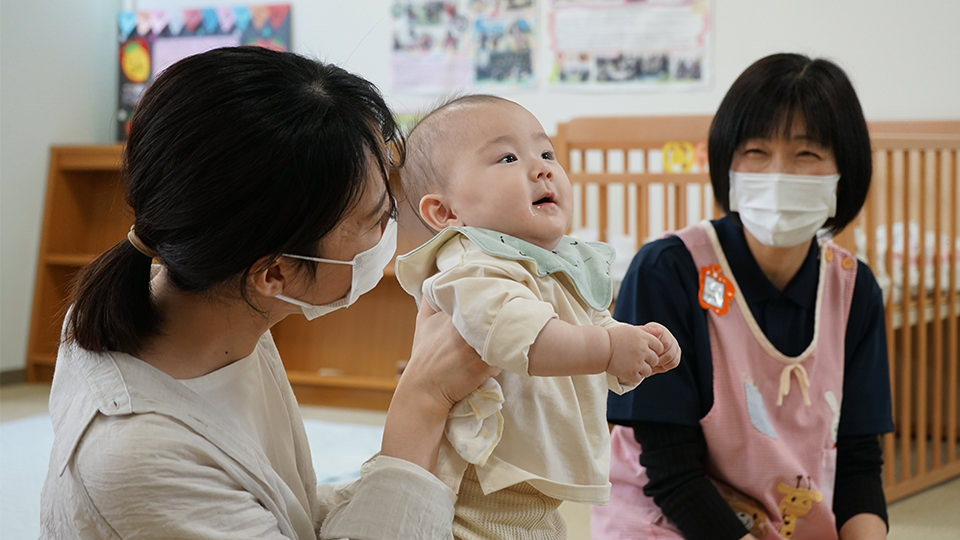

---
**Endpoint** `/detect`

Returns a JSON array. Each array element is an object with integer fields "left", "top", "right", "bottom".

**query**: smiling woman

[{"left": 593, "top": 53, "right": 892, "bottom": 540}]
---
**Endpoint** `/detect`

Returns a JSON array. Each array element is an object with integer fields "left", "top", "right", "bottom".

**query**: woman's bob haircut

[{"left": 708, "top": 53, "right": 872, "bottom": 235}]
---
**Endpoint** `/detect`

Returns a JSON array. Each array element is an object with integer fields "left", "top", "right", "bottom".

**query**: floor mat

[{"left": 0, "top": 413, "right": 383, "bottom": 539}]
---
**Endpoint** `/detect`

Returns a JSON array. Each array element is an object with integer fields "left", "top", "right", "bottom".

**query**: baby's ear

[{"left": 419, "top": 194, "right": 461, "bottom": 231}]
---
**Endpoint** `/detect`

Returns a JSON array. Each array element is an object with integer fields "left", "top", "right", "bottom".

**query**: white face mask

[
  {"left": 276, "top": 217, "right": 397, "bottom": 319},
  {"left": 729, "top": 171, "right": 840, "bottom": 247}
]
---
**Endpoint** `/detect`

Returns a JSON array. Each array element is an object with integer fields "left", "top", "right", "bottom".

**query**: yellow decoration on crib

[{"left": 662, "top": 141, "right": 696, "bottom": 173}]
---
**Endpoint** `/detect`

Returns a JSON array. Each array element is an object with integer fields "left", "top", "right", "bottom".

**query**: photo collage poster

[
  {"left": 391, "top": 0, "right": 538, "bottom": 93},
  {"left": 548, "top": 0, "right": 710, "bottom": 90},
  {"left": 389, "top": 0, "right": 711, "bottom": 94},
  {"left": 117, "top": 4, "right": 291, "bottom": 141}
]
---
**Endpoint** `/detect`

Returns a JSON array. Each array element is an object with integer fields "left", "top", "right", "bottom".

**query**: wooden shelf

[
  {"left": 27, "top": 353, "right": 57, "bottom": 382},
  {"left": 56, "top": 145, "right": 123, "bottom": 171},
  {"left": 46, "top": 253, "right": 98, "bottom": 267},
  {"left": 27, "top": 353, "right": 57, "bottom": 368},
  {"left": 26, "top": 145, "right": 419, "bottom": 411}
]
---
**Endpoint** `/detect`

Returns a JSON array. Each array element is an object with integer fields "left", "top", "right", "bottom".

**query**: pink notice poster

[
  {"left": 117, "top": 4, "right": 291, "bottom": 141},
  {"left": 548, "top": 0, "right": 711, "bottom": 91}
]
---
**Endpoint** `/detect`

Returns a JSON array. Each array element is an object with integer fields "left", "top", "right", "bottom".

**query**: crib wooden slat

[
  {"left": 575, "top": 183, "right": 585, "bottom": 230},
  {"left": 916, "top": 151, "right": 928, "bottom": 475},
  {"left": 637, "top": 183, "right": 649, "bottom": 248},
  {"left": 661, "top": 184, "right": 669, "bottom": 234},
  {"left": 701, "top": 184, "right": 710, "bottom": 221},
  {"left": 623, "top": 179, "right": 631, "bottom": 241},
  {"left": 864, "top": 152, "right": 878, "bottom": 271},
  {"left": 883, "top": 147, "right": 898, "bottom": 486},
  {"left": 598, "top": 183, "right": 608, "bottom": 243},
  {"left": 899, "top": 149, "right": 913, "bottom": 481},
  {"left": 948, "top": 148, "right": 958, "bottom": 461},
  {"left": 663, "top": 184, "right": 671, "bottom": 232},
  {"left": 676, "top": 183, "right": 687, "bottom": 230},
  {"left": 555, "top": 122, "right": 570, "bottom": 171},
  {"left": 931, "top": 150, "right": 943, "bottom": 467}
]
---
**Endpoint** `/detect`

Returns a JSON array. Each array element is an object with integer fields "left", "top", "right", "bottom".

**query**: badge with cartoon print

[{"left": 698, "top": 264, "right": 735, "bottom": 315}]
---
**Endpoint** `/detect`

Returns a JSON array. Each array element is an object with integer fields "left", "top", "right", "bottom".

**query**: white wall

[
  {"left": 1, "top": 0, "right": 119, "bottom": 373},
  {"left": 1, "top": 0, "right": 958, "bottom": 371}
]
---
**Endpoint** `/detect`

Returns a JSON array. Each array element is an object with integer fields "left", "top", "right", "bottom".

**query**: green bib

[{"left": 400, "top": 226, "right": 616, "bottom": 311}]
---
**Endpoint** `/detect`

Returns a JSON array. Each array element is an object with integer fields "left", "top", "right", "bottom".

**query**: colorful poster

[
  {"left": 116, "top": 4, "right": 291, "bottom": 141},
  {"left": 548, "top": 0, "right": 710, "bottom": 91},
  {"left": 391, "top": 0, "right": 538, "bottom": 93}
]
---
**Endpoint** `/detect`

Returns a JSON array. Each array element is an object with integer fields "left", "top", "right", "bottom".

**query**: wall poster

[
  {"left": 390, "top": 0, "right": 539, "bottom": 93},
  {"left": 117, "top": 4, "right": 291, "bottom": 140},
  {"left": 548, "top": 0, "right": 710, "bottom": 91}
]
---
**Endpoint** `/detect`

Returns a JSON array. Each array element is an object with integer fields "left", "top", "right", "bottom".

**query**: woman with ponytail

[{"left": 40, "top": 46, "right": 497, "bottom": 540}]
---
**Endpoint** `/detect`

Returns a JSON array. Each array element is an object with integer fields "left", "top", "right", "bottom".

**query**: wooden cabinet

[
  {"left": 27, "top": 145, "right": 129, "bottom": 382},
  {"left": 27, "top": 145, "right": 422, "bottom": 410}
]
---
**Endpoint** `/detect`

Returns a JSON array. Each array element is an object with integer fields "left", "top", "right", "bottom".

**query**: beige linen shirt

[
  {"left": 40, "top": 329, "right": 455, "bottom": 540},
  {"left": 396, "top": 229, "right": 635, "bottom": 504}
]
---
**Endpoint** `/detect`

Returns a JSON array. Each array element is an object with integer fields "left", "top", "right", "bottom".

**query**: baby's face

[{"left": 439, "top": 101, "right": 572, "bottom": 250}]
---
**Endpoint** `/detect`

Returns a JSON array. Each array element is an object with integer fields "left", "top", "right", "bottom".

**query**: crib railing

[
  {"left": 554, "top": 115, "right": 714, "bottom": 244},
  {"left": 847, "top": 133, "right": 960, "bottom": 500},
  {"left": 554, "top": 116, "right": 960, "bottom": 502}
]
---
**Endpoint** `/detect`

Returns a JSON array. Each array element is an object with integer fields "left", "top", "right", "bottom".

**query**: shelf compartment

[
  {"left": 45, "top": 168, "right": 131, "bottom": 257},
  {"left": 27, "top": 264, "right": 81, "bottom": 360}
]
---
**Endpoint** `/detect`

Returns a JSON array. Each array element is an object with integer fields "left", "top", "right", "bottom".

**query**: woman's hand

[
  {"left": 380, "top": 302, "right": 499, "bottom": 473},
  {"left": 408, "top": 302, "right": 500, "bottom": 409}
]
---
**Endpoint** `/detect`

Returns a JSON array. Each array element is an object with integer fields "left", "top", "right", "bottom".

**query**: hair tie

[{"left": 127, "top": 226, "right": 158, "bottom": 259}]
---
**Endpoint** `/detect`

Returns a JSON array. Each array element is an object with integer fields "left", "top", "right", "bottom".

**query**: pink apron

[{"left": 592, "top": 222, "right": 857, "bottom": 540}]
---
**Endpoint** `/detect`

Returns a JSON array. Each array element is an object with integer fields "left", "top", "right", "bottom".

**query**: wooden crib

[{"left": 552, "top": 115, "right": 960, "bottom": 502}]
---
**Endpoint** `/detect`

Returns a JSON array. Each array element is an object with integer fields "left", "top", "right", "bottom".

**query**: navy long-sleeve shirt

[{"left": 607, "top": 217, "right": 893, "bottom": 539}]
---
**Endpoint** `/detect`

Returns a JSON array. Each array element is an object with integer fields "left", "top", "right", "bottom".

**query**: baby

[{"left": 395, "top": 94, "right": 680, "bottom": 540}]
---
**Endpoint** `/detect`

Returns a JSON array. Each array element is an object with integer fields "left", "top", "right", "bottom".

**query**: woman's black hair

[
  {"left": 708, "top": 53, "right": 872, "bottom": 234},
  {"left": 68, "top": 46, "right": 403, "bottom": 354}
]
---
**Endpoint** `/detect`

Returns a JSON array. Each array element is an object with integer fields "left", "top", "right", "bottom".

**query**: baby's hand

[
  {"left": 604, "top": 324, "right": 665, "bottom": 385},
  {"left": 639, "top": 322, "right": 681, "bottom": 375}
]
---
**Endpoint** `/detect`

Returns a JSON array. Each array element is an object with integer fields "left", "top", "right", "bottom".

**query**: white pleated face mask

[
  {"left": 729, "top": 171, "right": 840, "bottom": 247},
  {"left": 276, "top": 217, "right": 397, "bottom": 319}
]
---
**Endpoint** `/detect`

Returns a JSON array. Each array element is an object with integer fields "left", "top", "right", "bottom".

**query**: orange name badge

[{"left": 698, "top": 264, "right": 735, "bottom": 316}]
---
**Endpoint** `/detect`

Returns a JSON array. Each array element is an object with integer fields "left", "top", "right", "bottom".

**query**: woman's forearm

[
  {"left": 633, "top": 422, "right": 751, "bottom": 540},
  {"left": 380, "top": 380, "right": 449, "bottom": 472}
]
